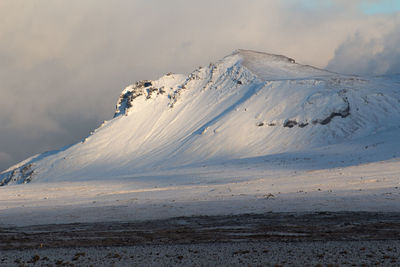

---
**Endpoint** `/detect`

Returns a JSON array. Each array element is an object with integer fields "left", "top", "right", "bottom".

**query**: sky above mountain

[{"left": 1, "top": 0, "right": 400, "bottom": 171}]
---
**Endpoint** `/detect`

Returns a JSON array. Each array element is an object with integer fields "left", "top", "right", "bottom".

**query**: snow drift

[{"left": 2, "top": 49, "right": 400, "bottom": 185}]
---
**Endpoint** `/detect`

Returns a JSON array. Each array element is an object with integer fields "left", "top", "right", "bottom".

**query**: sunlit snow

[{"left": 1, "top": 50, "right": 399, "bottom": 226}]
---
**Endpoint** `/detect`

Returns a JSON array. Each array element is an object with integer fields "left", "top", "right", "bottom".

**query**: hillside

[
  {"left": 1, "top": 50, "right": 400, "bottom": 227},
  {"left": 2, "top": 49, "right": 400, "bottom": 186}
]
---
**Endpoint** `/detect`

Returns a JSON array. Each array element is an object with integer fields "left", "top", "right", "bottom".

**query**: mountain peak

[
  {"left": 1, "top": 49, "right": 400, "bottom": 186},
  {"left": 228, "top": 49, "right": 334, "bottom": 80},
  {"left": 234, "top": 49, "right": 297, "bottom": 63}
]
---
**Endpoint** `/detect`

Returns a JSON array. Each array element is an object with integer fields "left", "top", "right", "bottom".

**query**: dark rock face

[
  {"left": 318, "top": 104, "right": 350, "bottom": 125},
  {"left": 143, "top": 82, "right": 152, "bottom": 87},
  {"left": 283, "top": 120, "right": 298, "bottom": 128}
]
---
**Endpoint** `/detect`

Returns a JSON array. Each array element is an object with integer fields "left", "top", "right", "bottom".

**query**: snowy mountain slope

[{"left": 1, "top": 49, "right": 400, "bottom": 186}]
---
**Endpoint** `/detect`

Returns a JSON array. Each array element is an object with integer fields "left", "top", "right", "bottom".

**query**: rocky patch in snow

[{"left": 0, "top": 163, "right": 34, "bottom": 186}]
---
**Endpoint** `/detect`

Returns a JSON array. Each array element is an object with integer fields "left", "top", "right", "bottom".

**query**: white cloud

[{"left": 327, "top": 13, "right": 400, "bottom": 75}]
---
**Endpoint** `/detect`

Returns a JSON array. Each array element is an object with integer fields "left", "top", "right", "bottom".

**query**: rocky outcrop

[
  {"left": 313, "top": 103, "right": 350, "bottom": 125},
  {"left": 0, "top": 164, "right": 34, "bottom": 186},
  {"left": 114, "top": 80, "right": 167, "bottom": 117}
]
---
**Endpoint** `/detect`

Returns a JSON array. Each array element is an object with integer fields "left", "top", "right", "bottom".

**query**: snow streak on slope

[{"left": 1, "top": 49, "right": 400, "bottom": 185}]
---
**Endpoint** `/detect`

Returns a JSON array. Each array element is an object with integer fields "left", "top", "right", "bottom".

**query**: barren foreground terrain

[{"left": 1, "top": 212, "right": 399, "bottom": 266}]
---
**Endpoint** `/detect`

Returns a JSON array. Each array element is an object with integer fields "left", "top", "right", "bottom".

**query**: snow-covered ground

[
  {"left": 1, "top": 139, "right": 399, "bottom": 226},
  {"left": 1, "top": 49, "right": 399, "bottom": 227}
]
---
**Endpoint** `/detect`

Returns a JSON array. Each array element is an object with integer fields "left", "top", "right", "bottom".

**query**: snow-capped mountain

[{"left": 1, "top": 49, "right": 400, "bottom": 186}]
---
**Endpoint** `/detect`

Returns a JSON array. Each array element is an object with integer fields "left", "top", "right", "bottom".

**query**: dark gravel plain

[{"left": 1, "top": 212, "right": 400, "bottom": 266}]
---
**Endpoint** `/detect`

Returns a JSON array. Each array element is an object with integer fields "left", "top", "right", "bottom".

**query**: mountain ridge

[{"left": 1, "top": 49, "right": 400, "bottom": 186}]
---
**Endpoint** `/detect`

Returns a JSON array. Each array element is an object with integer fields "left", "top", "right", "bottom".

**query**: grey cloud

[{"left": 0, "top": 152, "right": 12, "bottom": 165}]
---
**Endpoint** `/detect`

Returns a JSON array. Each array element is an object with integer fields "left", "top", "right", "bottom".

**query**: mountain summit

[{"left": 1, "top": 50, "right": 400, "bottom": 185}]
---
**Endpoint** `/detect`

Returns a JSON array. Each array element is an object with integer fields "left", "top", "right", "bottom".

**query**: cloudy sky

[{"left": 1, "top": 0, "right": 400, "bottom": 171}]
